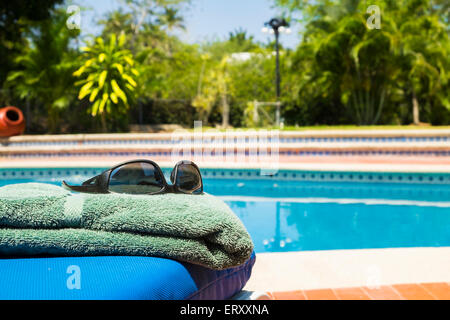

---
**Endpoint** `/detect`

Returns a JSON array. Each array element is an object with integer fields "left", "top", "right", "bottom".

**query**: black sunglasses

[{"left": 62, "top": 160, "right": 203, "bottom": 195}]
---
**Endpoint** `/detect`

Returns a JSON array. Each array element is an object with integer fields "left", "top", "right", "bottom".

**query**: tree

[
  {"left": 108, "top": 0, "right": 190, "bottom": 51},
  {"left": 383, "top": 0, "right": 450, "bottom": 124},
  {"left": 99, "top": 1, "right": 195, "bottom": 101},
  {"left": 193, "top": 55, "right": 233, "bottom": 127},
  {"left": 73, "top": 33, "right": 139, "bottom": 132},
  {"left": 0, "top": 0, "right": 63, "bottom": 102},
  {"left": 5, "top": 9, "right": 80, "bottom": 132},
  {"left": 156, "top": 7, "right": 186, "bottom": 31},
  {"left": 274, "top": 0, "right": 450, "bottom": 125},
  {"left": 192, "top": 30, "right": 280, "bottom": 127}
]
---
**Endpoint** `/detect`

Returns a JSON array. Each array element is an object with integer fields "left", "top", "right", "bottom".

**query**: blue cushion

[{"left": 0, "top": 253, "right": 256, "bottom": 300}]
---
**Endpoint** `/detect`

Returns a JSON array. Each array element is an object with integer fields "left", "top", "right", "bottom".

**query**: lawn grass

[
  {"left": 280, "top": 125, "right": 450, "bottom": 131},
  {"left": 190, "top": 125, "right": 450, "bottom": 132}
]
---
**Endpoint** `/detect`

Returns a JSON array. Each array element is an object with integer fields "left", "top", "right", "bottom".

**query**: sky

[{"left": 75, "top": 0, "right": 301, "bottom": 49}]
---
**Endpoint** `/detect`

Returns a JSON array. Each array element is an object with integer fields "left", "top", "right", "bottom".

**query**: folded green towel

[{"left": 0, "top": 183, "right": 254, "bottom": 270}]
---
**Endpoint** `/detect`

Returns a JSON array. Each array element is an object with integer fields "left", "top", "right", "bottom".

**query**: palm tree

[
  {"left": 277, "top": 0, "right": 450, "bottom": 125},
  {"left": 157, "top": 7, "right": 186, "bottom": 31},
  {"left": 383, "top": 0, "right": 449, "bottom": 124},
  {"left": 192, "top": 55, "right": 232, "bottom": 128},
  {"left": 295, "top": 0, "right": 394, "bottom": 124},
  {"left": 5, "top": 10, "right": 79, "bottom": 132}
]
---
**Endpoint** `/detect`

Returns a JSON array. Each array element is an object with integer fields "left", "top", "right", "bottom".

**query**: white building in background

[{"left": 229, "top": 52, "right": 278, "bottom": 63}]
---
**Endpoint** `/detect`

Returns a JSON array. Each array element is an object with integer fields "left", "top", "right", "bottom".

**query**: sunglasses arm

[
  {"left": 62, "top": 181, "right": 108, "bottom": 194},
  {"left": 82, "top": 175, "right": 99, "bottom": 186},
  {"left": 62, "top": 171, "right": 111, "bottom": 194}
]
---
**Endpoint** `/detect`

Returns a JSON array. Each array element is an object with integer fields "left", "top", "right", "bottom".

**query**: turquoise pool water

[{"left": 1, "top": 170, "right": 449, "bottom": 253}]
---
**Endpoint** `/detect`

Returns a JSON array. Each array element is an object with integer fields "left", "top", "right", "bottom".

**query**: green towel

[{"left": 0, "top": 183, "right": 254, "bottom": 270}]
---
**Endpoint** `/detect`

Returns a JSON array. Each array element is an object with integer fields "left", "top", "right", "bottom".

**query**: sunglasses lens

[
  {"left": 175, "top": 164, "right": 202, "bottom": 193},
  {"left": 108, "top": 162, "right": 164, "bottom": 194}
]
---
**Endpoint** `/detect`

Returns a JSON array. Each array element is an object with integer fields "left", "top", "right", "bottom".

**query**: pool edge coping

[{"left": 1, "top": 161, "right": 450, "bottom": 173}]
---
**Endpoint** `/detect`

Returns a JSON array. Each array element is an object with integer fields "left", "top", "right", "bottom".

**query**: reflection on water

[
  {"left": 206, "top": 179, "right": 450, "bottom": 202},
  {"left": 227, "top": 200, "right": 450, "bottom": 253},
  {"left": 217, "top": 178, "right": 450, "bottom": 252}
]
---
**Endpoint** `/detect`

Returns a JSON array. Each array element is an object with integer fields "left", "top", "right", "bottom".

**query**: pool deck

[
  {"left": 268, "top": 282, "right": 450, "bottom": 300},
  {"left": 246, "top": 248, "right": 450, "bottom": 300}
]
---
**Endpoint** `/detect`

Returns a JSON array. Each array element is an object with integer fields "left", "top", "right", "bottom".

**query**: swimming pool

[{"left": 1, "top": 168, "right": 449, "bottom": 253}]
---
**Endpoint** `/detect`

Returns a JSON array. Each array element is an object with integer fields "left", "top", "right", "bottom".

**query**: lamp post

[{"left": 262, "top": 18, "right": 291, "bottom": 127}]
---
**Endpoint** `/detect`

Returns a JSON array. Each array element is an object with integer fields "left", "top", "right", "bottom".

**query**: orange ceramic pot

[{"left": 0, "top": 106, "right": 26, "bottom": 137}]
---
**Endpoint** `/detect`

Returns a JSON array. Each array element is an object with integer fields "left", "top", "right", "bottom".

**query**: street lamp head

[
  {"left": 264, "top": 17, "right": 290, "bottom": 33},
  {"left": 262, "top": 27, "right": 269, "bottom": 34}
]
